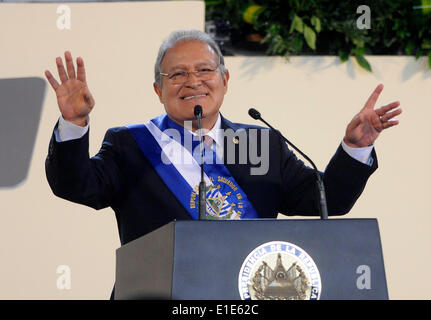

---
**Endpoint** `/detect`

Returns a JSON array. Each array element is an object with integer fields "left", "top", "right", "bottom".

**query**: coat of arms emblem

[{"left": 238, "top": 241, "right": 322, "bottom": 300}]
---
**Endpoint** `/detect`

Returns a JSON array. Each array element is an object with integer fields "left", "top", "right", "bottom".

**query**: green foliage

[
  {"left": 355, "top": 54, "right": 372, "bottom": 72},
  {"left": 205, "top": 0, "right": 431, "bottom": 72}
]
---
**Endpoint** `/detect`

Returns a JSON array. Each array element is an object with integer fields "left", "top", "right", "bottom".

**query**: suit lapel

[{"left": 220, "top": 114, "right": 255, "bottom": 190}]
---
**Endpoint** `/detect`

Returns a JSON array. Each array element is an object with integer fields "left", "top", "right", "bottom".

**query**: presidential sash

[{"left": 126, "top": 114, "right": 259, "bottom": 220}]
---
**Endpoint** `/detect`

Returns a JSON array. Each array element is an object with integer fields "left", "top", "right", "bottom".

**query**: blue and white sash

[{"left": 126, "top": 114, "right": 259, "bottom": 220}]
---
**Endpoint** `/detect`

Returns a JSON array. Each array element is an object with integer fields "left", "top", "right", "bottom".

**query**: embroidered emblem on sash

[{"left": 190, "top": 176, "right": 245, "bottom": 219}]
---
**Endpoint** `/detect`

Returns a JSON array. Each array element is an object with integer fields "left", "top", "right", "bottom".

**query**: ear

[
  {"left": 223, "top": 69, "right": 230, "bottom": 93},
  {"left": 153, "top": 82, "right": 163, "bottom": 103}
]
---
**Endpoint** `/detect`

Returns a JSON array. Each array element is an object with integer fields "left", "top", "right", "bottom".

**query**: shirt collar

[{"left": 189, "top": 113, "right": 222, "bottom": 146}]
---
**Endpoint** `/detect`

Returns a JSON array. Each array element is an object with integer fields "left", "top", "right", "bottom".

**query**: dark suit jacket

[{"left": 45, "top": 114, "right": 377, "bottom": 246}]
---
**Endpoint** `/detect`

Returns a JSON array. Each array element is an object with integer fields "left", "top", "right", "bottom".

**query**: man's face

[{"left": 154, "top": 40, "right": 229, "bottom": 128}]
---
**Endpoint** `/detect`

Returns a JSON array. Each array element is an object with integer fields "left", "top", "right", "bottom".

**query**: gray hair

[{"left": 154, "top": 29, "right": 228, "bottom": 88}]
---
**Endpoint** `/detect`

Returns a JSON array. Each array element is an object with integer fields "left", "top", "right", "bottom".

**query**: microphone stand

[
  {"left": 248, "top": 108, "right": 328, "bottom": 220},
  {"left": 195, "top": 105, "right": 206, "bottom": 220}
]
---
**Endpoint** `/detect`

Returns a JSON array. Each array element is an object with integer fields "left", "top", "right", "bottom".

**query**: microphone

[
  {"left": 194, "top": 105, "right": 206, "bottom": 220},
  {"left": 194, "top": 105, "right": 203, "bottom": 118},
  {"left": 248, "top": 108, "right": 328, "bottom": 220}
]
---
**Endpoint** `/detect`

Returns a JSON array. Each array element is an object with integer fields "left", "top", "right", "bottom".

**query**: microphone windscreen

[
  {"left": 194, "top": 105, "right": 203, "bottom": 117},
  {"left": 248, "top": 108, "right": 261, "bottom": 120}
]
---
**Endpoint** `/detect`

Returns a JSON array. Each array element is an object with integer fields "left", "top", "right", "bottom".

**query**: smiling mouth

[{"left": 181, "top": 93, "right": 208, "bottom": 100}]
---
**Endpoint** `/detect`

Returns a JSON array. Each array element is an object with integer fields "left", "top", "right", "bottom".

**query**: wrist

[
  {"left": 63, "top": 116, "right": 88, "bottom": 127},
  {"left": 343, "top": 137, "right": 373, "bottom": 149},
  {"left": 343, "top": 137, "right": 359, "bottom": 148}
]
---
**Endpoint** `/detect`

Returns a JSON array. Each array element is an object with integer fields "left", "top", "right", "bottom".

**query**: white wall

[{"left": 0, "top": 2, "right": 430, "bottom": 299}]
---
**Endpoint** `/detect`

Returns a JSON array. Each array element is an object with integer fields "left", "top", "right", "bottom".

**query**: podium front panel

[{"left": 171, "top": 219, "right": 388, "bottom": 300}]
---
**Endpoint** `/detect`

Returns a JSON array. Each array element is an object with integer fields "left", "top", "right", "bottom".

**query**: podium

[{"left": 114, "top": 219, "right": 388, "bottom": 300}]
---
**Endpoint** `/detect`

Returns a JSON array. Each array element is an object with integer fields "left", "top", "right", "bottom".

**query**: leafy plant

[{"left": 205, "top": 0, "right": 431, "bottom": 71}]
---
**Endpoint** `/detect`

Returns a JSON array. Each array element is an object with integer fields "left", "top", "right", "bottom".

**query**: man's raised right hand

[{"left": 45, "top": 51, "right": 95, "bottom": 127}]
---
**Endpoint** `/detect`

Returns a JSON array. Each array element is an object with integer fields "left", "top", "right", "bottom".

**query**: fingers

[
  {"left": 55, "top": 51, "right": 79, "bottom": 83},
  {"left": 377, "top": 102, "right": 402, "bottom": 131},
  {"left": 382, "top": 120, "right": 399, "bottom": 130},
  {"left": 376, "top": 101, "right": 402, "bottom": 130},
  {"left": 44, "top": 70, "right": 60, "bottom": 90},
  {"left": 65, "top": 51, "right": 76, "bottom": 79},
  {"left": 76, "top": 56, "right": 87, "bottom": 83},
  {"left": 50, "top": 52, "right": 86, "bottom": 87},
  {"left": 363, "top": 83, "right": 384, "bottom": 110},
  {"left": 56, "top": 56, "right": 68, "bottom": 83},
  {"left": 380, "top": 106, "right": 402, "bottom": 122},
  {"left": 375, "top": 101, "right": 401, "bottom": 116}
]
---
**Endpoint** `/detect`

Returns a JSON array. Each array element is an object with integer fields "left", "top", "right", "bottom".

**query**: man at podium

[{"left": 44, "top": 29, "right": 401, "bottom": 247}]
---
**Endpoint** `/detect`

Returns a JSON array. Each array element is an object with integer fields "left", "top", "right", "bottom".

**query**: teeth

[{"left": 184, "top": 94, "right": 206, "bottom": 100}]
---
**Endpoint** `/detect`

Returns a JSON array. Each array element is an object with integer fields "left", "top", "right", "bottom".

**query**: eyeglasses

[{"left": 160, "top": 65, "right": 220, "bottom": 84}]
